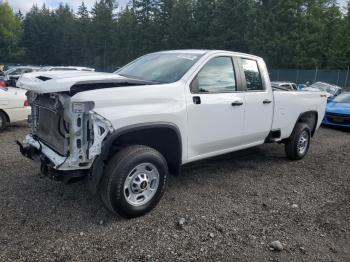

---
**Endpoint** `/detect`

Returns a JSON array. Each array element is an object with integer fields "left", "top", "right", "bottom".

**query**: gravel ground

[{"left": 0, "top": 123, "right": 349, "bottom": 262}]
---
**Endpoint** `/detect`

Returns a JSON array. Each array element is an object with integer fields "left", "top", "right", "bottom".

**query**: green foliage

[
  {"left": 0, "top": 2, "right": 23, "bottom": 61},
  {"left": 2, "top": 0, "right": 350, "bottom": 69}
]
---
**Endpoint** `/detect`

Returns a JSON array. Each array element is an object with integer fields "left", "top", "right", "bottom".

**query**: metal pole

[
  {"left": 344, "top": 66, "right": 349, "bottom": 88},
  {"left": 103, "top": 40, "right": 107, "bottom": 71},
  {"left": 296, "top": 69, "right": 299, "bottom": 83},
  {"left": 336, "top": 70, "right": 340, "bottom": 85},
  {"left": 314, "top": 67, "right": 318, "bottom": 83}
]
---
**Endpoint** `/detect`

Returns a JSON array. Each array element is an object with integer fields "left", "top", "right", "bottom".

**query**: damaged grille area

[
  {"left": 30, "top": 94, "right": 69, "bottom": 156},
  {"left": 25, "top": 91, "right": 112, "bottom": 170},
  {"left": 36, "top": 107, "right": 68, "bottom": 156}
]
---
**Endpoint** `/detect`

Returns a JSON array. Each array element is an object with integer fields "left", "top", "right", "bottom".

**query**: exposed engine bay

[{"left": 21, "top": 91, "right": 113, "bottom": 171}]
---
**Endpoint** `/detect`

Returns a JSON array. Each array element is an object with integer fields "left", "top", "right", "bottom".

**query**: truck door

[
  {"left": 239, "top": 58, "right": 274, "bottom": 143},
  {"left": 185, "top": 56, "right": 246, "bottom": 160}
]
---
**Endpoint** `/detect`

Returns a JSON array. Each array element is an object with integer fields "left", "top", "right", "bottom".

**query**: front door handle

[
  {"left": 231, "top": 101, "right": 244, "bottom": 106},
  {"left": 263, "top": 99, "right": 272, "bottom": 104}
]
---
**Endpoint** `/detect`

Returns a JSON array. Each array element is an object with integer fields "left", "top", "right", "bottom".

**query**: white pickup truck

[{"left": 17, "top": 50, "right": 327, "bottom": 218}]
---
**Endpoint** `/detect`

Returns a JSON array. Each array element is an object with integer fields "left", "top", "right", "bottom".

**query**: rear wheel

[
  {"left": 100, "top": 145, "right": 168, "bottom": 218},
  {"left": 0, "top": 111, "right": 7, "bottom": 132},
  {"left": 285, "top": 123, "right": 311, "bottom": 160}
]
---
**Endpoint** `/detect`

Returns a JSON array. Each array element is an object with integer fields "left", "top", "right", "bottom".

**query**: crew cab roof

[{"left": 155, "top": 49, "right": 263, "bottom": 60}]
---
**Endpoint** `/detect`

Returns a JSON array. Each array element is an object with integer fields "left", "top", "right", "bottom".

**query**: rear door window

[{"left": 241, "top": 59, "right": 264, "bottom": 91}]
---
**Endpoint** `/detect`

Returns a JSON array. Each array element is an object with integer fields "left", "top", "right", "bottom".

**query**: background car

[
  {"left": 303, "top": 82, "right": 342, "bottom": 100},
  {"left": 0, "top": 74, "right": 8, "bottom": 87},
  {"left": 39, "top": 66, "right": 95, "bottom": 72},
  {"left": 322, "top": 92, "right": 350, "bottom": 128},
  {"left": 271, "top": 81, "right": 298, "bottom": 91},
  {"left": 0, "top": 86, "right": 30, "bottom": 132},
  {"left": 4, "top": 66, "right": 41, "bottom": 86}
]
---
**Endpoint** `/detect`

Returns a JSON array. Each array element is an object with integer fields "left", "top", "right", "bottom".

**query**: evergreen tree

[
  {"left": 0, "top": 2, "right": 23, "bottom": 61},
  {"left": 51, "top": 4, "right": 76, "bottom": 65},
  {"left": 167, "top": 0, "right": 195, "bottom": 49},
  {"left": 22, "top": 4, "right": 54, "bottom": 64},
  {"left": 210, "top": 0, "right": 254, "bottom": 52},
  {"left": 90, "top": 0, "right": 117, "bottom": 69},
  {"left": 75, "top": 2, "right": 92, "bottom": 66},
  {"left": 2, "top": 0, "right": 347, "bottom": 70}
]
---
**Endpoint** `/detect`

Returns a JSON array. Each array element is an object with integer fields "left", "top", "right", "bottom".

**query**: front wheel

[
  {"left": 0, "top": 111, "right": 7, "bottom": 132},
  {"left": 100, "top": 145, "right": 168, "bottom": 218},
  {"left": 285, "top": 123, "right": 311, "bottom": 160}
]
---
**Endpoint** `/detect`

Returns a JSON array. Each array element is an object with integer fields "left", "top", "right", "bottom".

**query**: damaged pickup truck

[{"left": 17, "top": 50, "right": 327, "bottom": 218}]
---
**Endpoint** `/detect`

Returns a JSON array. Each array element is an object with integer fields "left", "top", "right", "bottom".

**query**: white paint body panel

[
  {"left": 272, "top": 90, "right": 327, "bottom": 139},
  {"left": 19, "top": 50, "right": 327, "bottom": 166},
  {"left": 0, "top": 87, "right": 30, "bottom": 123}
]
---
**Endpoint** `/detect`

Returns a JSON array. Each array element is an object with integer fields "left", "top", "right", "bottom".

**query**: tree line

[{"left": 0, "top": 0, "right": 349, "bottom": 70}]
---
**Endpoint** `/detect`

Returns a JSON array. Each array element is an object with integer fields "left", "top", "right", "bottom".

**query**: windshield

[
  {"left": 332, "top": 93, "right": 350, "bottom": 103},
  {"left": 116, "top": 52, "right": 203, "bottom": 83},
  {"left": 310, "top": 82, "right": 340, "bottom": 95}
]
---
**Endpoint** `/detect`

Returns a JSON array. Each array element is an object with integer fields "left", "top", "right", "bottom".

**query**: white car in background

[
  {"left": 4, "top": 66, "right": 41, "bottom": 86},
  {"left": 0, "top": 87, "right": 30, "bottom": 132},
  {"left": 39, "top": 66, "right": 95, "bottom": 72}
]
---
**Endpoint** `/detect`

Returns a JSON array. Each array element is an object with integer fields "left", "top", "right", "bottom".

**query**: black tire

[
  {"left": 100, "top": 145, "right": 168, "bottom": 218},
  {"left": 285, "top": 123, "right": 311, "bottom": 160},
  {"left": 0, "top": 111, "right": 7, "bottom": 132}
]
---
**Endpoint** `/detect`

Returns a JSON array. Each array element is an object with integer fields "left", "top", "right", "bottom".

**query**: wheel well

[
  {"left": 297, "top": 111, "right": 318, "bottom": 137},
  {"left": 107, "top": 127, "right": 182, "bottom": 174},
  {"left": 0, "top": 109, "right": 10, "bottom": 123},
  {"left": 89, "top": 124, "right": 182, "bottom": 194}
]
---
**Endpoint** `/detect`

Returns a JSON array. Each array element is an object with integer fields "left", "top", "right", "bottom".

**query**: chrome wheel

[
  {"left": 124, "top": 163, "right": 160, "bottom": 206},
  {"left": 297, "top": 130, "right": 309, "bottom": 155}
]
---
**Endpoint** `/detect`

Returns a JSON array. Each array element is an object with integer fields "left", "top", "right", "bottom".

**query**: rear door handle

[
  {"left": 231, "top": 101, "right": 244, "bottom": 106},
  {"left": 263, "top": 99, "right": 272, "bottom": 104}
]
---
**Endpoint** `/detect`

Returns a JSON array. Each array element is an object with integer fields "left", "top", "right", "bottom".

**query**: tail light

[
  {"left": 0, "top": 81, "right": 7, "bottom": 87},
  {"left": 24, "top": 100, "right": 29, "bottom": 107}
]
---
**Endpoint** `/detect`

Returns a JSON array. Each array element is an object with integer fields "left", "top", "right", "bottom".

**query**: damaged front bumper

[{"left": 18, "top": 111, "right": 113, "bottom": 173}]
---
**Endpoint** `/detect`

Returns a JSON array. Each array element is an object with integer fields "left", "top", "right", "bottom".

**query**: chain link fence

[{"left": 269, "top": 68, "right": 350, "bottom": 90}]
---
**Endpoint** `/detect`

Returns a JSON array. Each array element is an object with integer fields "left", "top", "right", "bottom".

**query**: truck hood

[{"left": 16, "top": 71, "right": 152, "bottom": 94}]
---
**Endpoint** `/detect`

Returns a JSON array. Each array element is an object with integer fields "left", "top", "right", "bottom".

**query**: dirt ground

[{"left": 0, "top": 123, "right": 349, "bottom": 262}]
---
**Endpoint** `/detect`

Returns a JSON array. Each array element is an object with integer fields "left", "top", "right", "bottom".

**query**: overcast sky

[{"left": 6, "top": 0, "right": 349, "bottom": 13}]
